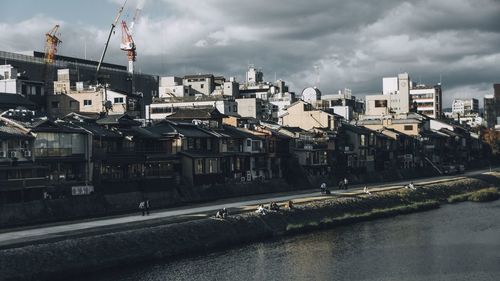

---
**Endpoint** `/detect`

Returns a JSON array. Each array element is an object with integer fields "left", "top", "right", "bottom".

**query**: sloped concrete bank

[{"left": 1, "top": 173, "right": 499, "bottom": 281}]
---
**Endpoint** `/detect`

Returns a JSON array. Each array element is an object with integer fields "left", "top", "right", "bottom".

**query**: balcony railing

[
  {"left": 34, "top": 148, "right": 73, "bottom": 157},
  {"left": 0, "top": 177, "right": 47, "bottom": 190}
]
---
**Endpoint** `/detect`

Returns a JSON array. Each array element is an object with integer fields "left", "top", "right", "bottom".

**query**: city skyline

[{"left": 1, "top": 0, "right": 499, "bottom": 106}]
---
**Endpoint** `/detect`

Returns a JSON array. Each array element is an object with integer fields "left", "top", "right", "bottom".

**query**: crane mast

[
  {"left": 120, "top": 20, "right": 136, "bottom": 74},
  {"left": 95, "top": 0, "right": 127, "bottom": 81}
]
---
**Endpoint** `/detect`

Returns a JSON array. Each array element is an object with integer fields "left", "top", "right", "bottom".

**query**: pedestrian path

[{"left": 0, "top": 168, "right": 497, "bottom": 249}]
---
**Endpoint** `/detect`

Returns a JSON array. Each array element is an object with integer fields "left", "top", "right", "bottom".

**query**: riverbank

[{"left": 1, "top": 172, "right": 499, "bottom": 281}]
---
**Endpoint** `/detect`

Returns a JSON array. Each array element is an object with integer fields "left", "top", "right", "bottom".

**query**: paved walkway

[{"left": 0, "top": 167, "right": 497, "bottom": 249}]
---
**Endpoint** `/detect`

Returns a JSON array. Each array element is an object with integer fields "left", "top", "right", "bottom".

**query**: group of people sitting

[
  {"left": 215, "top": 208, "right": 228, "bottom": 219},
  {"left": 255, "top": 200, "right": 294, "bottom": 215}
]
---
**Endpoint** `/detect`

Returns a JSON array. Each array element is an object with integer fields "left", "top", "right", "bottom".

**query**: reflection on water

[{"left": 86, "top": 201, "right": 500, "bottom": 281}]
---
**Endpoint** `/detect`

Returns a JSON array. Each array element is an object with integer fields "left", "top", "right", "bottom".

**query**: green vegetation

[{"left": 448, "top": 187, "right": 499, "bottom": 203}]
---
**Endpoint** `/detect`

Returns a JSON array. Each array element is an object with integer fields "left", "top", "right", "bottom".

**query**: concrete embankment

[{"left": 1, "top": 173, "right": 499, "bottom": 281}]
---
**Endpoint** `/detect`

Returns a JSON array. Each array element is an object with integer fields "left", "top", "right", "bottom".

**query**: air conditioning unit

[
  {"left": 8, "top": 151, "right": 17, "bottom": 158},
  {"left": 24, "top": 150, "right": 32, "bottom": 157},
  {"left": 241, "top": 177, "right": 246, "bottom": 182},
  {"left": 0, "top": 151, "right": 5, "bottom": 158}
]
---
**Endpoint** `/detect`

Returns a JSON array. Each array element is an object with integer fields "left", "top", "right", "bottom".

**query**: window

[
  {"left": 233, "top": 105, "right": 237, "bottom": 112},
  {"left": 84, "top": 100, "right": 92, "bottom": 106},
  {"left": 404, "top": 125, "right": 413, "bottom": 131},
  {"left": 51, "top": 101, "right": 60, "bottom": 108},
  {"left": 187, "top": 138, "right": 194, "bottom": 150},
  {"left": 194, "top": 159, "right": 203, "bottom": 174},
  {"left": 375, "top": 100, "right": 387, "bottom": 108},
  {"left": 246, "top": 140, "right": 251, "bottom": 147},
  {"left": 200, "top": 84, "right": 204, "bottom": 89},
  {"left": 360, "top": 135, "right": 366, "bottom": 146},
  {"left": 205, "top": 158, "right": 218, "bottom": 174},
  {"left": 114, "top": 97, "right": 124, "bottom": 104}
]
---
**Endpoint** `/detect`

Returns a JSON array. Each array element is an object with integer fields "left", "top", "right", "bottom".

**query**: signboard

[{"left": 71, "top": 185, "right": 94, "bottom": 196}]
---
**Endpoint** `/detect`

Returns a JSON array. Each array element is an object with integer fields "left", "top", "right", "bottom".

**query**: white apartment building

[
  {"left": 159, "top": 76, "right": 191, "bottom": 98},
  {"left": 409, "top": 84, "right": 442, "bottom": 119},
  {"left": 245, "top": 66, "right": 263, "bottom": 85},
  {"left": 452, "top": 98, "right": 479, "bottom": 115}
]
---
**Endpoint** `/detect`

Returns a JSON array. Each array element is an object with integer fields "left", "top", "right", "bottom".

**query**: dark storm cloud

[{"left": 1, "top": 0, "right": 499, "bottom": 106}]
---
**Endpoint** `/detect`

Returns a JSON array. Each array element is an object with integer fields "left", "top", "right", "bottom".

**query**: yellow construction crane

[{"left": 43, "top": 25, "right": 62, "bottom": 64}]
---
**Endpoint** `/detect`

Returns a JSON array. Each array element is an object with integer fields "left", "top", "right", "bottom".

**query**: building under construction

[{"left": 0, "top": 50, "right": 158, "bottom": 117}]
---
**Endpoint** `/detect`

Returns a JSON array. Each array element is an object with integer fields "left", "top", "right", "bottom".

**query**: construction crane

[
  {"left": 120, "top": 20, "right": 136, "bottom": 74},
  {"left": 121, "top": 7, "right": 141, "bottom": 74},
  {"left": 43, "top": 25, "right": 62, "bottom": 64},
  {"left": 96, "top": 0, "right": 127, "bottom": 81}
]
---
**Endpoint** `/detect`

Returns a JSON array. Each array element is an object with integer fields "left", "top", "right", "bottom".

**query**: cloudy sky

[{"left": 1, "top": 0, "right": 500, "bottom": 107}]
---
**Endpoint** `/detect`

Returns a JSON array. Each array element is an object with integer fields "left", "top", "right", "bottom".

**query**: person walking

[
  {"left": 139, "top": 200, "right": 146, "bottom": 216},
  {"left": 145, "top": 199, "right": 151, "bottom": 215},
  {"left": 343, "top": 177, "right": 349, "bottom": 190}
]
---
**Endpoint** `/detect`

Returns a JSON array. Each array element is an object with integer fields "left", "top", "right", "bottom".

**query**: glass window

[
  {"left": 114, "top": 97, "right": 124, "bottom": 104},
  {"left": 84, "top": 100, "right": 92, "bottom": 106},
  {"left": 194, "top": 159, "right": 203, "bottom": 174},
  {"left": 404, "top": 125, "right": 413, "bottom": 131}
]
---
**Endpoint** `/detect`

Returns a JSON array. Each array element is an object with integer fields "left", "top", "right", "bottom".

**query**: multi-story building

[
  {"left": 183, "top": 74, "right": 215, "bottom": 96},
  {"left": 409, "top": 84, "right": 442, "bottom": 119},
  {"left": 47, "top": 69, "right": 130, "bottom": 118},
  {"left": 366, "top": 73, "right": 442, "bottom": 119},
  {"left": 158, "top": 76, "right": 191, "bottom": 98},
  {"left": 0, "top": 64, "right": 46, "bottom": 109},
  {"left": 280, "top": 100, "right": 341, "bottom": 131},
  {"left": 145, "top": 97, "right": 238, "bottom": 120},
  {"left": 452, "top": 98, "right": 479, "bottom": 116},
  {"left": 484, "top": 84, "right": 500, "bottom": 128},
  {"left": 0, "top": 50, "right": 159, "bottom": 116}
]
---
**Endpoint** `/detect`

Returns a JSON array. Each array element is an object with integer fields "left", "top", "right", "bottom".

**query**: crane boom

[
  {"left": 95, "top": 0, "right": 127, "bottom": 81},
  {"left": 44, "top": 25, "right": 62, "bottom": 64}
]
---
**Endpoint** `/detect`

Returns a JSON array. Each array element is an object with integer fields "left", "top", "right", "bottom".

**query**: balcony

[
  {"left": 35, "top": 148, "right": 73, "bottom": 157},
  {"left": 0, "top": 177, "right": 47, "bottom": 191}
]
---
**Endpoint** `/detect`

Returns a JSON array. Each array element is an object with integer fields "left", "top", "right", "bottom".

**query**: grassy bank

[
  {"left": 1, "top": 173, "right": 500, "bottom": 281},
  {"left": 448, "top": 187, "right": 500, "bottom": 203}
]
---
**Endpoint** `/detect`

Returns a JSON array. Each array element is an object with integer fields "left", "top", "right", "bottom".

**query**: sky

[{"left": 1, "top": 0, "right": 500, "bottom": 108}]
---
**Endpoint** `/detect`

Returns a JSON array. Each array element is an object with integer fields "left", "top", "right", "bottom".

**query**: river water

[{"left": 87, "top": 201, "right": 500, "bottom": 281}]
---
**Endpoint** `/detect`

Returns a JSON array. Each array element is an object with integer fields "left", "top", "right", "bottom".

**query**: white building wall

[{"left": 383, "top": 77, "right": 398, "bottom": 95}]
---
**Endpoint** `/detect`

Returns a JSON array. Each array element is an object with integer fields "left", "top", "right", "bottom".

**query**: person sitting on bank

[
  {"left": 215, "top": 208, "right": 227, "bottom": 219},
  {"left": 256, "top": 204, "right": 267, "bottom": 215},
  {"left": 408, "top": 181, "right": 416, "bottom": 190},
  {"left": 270, "top": 201, "right": 280, "bottom": 211},
  {"left": 285, "top": 200, "right": 294, "bottom": 210},
  {"left": 363, "top": 186, "right": 371, "bottom": 195}
]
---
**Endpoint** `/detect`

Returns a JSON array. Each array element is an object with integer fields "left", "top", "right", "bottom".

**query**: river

[{"left": 84, "top": 200, "right": 500, "bottom": 281}]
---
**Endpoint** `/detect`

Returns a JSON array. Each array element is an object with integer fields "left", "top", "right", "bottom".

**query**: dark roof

[
  {"left": 341, "top": 122, "right": 372, "bottom": 135},
  {"left": 167, "top": 107, "right": 227, "bottom": 120},
  {"left": 280, "top": 126, "right": 306, "bottom": 133},
  {"left": 179, "top": 151, "right": 223, "bottom": 158},
  {"left": 222, "top": 125, "right": 263, "bottom": 140},
  {"left": 142, "top": 123, "right": 178, "bottom": 138},
  {"left": 69, "top": 121, "right": 122, "bottom": 138},
  {"left": 30, "top": 120, "right": 88, "bottom": 134},
  {"left": 0, "top": 120, "right": 32, "bottom": 139},
  {"left": 0, "top": 93, "right": 36, "bottom": 110},
  {"left": 170, "top": 123, "right": 213, "bottom": 138},
  {"left": 96, "top": 114, "right": 141, "bottom": 126}
]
